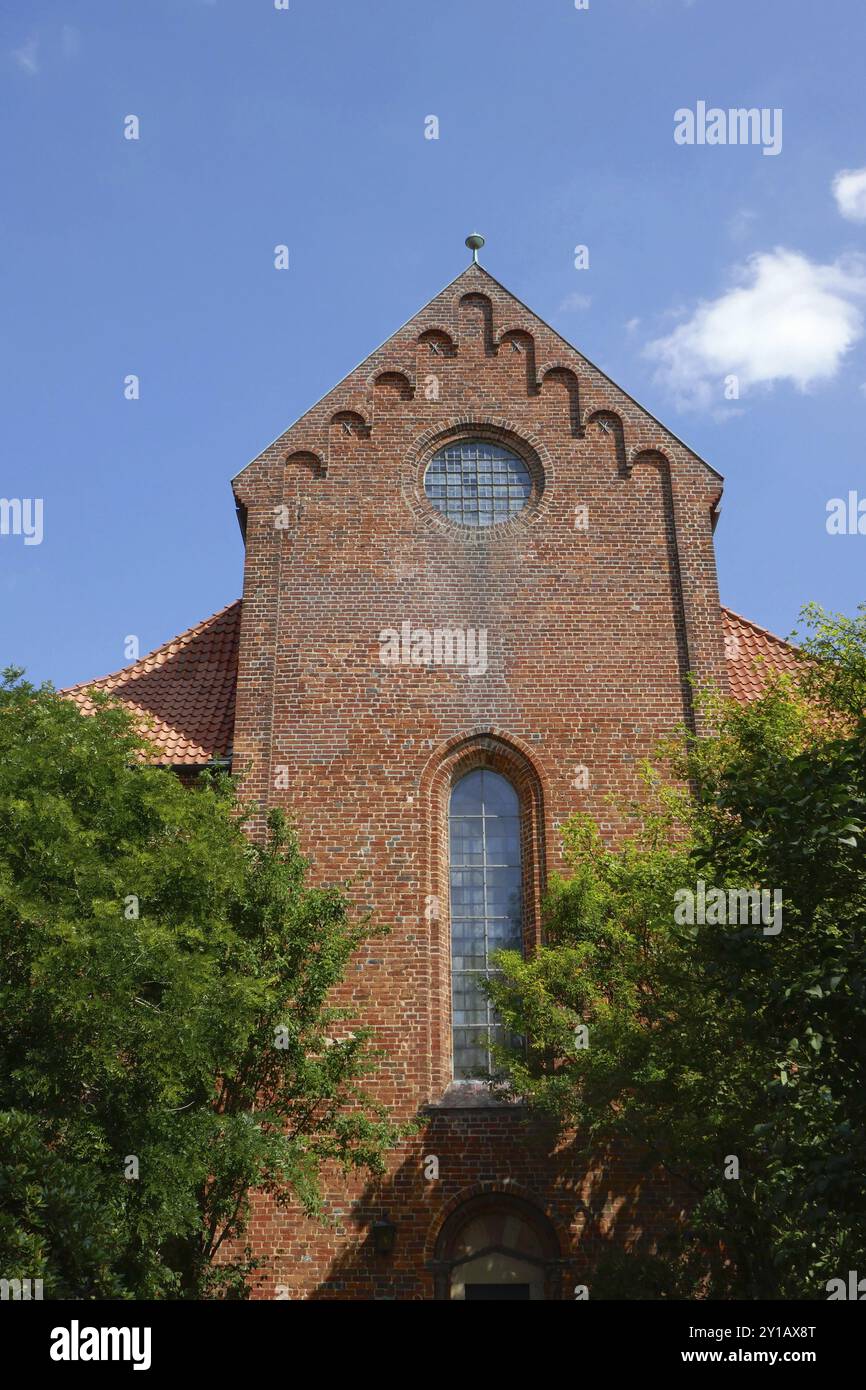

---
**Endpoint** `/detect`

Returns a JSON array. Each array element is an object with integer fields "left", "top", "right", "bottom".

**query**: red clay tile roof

[
  {"left": 61, "top": 600, "right": 240, "bottom": 766},
  {"left": 721, "top": 606, "right": 801, "bottom": 702},
  {"left": 60, "top": 601, "right": 798, "bottom": 765}
]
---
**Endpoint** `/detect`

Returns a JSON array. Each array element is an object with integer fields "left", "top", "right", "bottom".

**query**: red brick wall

[{"left": 229, "top": 265, "right": 726, "bottom": 1298}]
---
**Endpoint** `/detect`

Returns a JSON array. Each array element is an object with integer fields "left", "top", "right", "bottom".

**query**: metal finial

[{"left": 465, "top": 232, "right": 485, "bottom": 264}]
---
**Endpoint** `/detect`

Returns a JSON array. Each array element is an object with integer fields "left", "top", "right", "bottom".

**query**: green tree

[
  {"left": 0, "top": 671, "right": 403, "bottom": 1299},
  {"left": 487, "top": 606, "right": 866, "bottom": 1298}
]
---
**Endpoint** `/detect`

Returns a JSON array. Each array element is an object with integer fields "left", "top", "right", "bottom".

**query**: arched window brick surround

[
  {"left": 428, "top": 1187, "right": 564, "bottom": 1300},
  {"left": 419, "top": 731, "right": 549, "bottom": 1096}
]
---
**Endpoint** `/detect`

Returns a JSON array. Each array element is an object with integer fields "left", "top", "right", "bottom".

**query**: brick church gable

[
  {"left": 64, "top": 262, "right": 796, "bottom": 768},
  {"left": 231, "top": 261, "right": 723, "bottom": 499}
]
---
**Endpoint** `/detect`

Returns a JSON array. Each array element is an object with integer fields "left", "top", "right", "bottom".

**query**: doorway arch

[{"left": 431, "top": 1192, "right": 562, "bottom": 1300}]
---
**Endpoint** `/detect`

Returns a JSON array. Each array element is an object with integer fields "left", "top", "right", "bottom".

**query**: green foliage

[
  {"left": 0, "top": 671, "right": 403, "bottom": 1298},
  {"left": 487, "top": 606, "right": 866, "bottom": 1299}
]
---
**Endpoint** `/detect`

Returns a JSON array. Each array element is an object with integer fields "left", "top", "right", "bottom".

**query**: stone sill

[{"left": 423, "top": 1081, "right": 528, "bottom": 1112}]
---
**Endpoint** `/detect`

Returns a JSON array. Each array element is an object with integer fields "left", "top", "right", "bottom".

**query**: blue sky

[{"left": 3, "top": 0, "right": 865, "bottom": 687}]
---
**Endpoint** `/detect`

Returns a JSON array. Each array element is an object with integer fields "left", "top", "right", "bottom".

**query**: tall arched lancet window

[{"left": 449, "top": 768, "right": 523, "bottom": 1078}]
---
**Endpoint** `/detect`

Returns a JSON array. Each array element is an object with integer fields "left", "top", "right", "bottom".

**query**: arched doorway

[{"left": 432, "top": 1193, "right": 561, "bottom": 1300}]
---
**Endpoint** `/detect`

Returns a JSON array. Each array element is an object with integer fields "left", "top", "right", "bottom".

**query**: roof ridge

[
  {"left": 721, "top": 605, "right": 799, "bottom": 651},
  {"left": 60, "top": 598, "right": 242, "bottom": 694}
]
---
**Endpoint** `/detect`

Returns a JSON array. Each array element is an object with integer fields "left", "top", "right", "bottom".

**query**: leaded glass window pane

[
  {"left": 424, "top": 441, "right": 532, "bottom": 527},
  {"left": 449, "top": 768, "right": 523, "bottom": 1079}
]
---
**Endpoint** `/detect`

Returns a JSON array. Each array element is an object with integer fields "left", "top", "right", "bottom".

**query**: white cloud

[
  {"left": 648, "top": 248, "right": 866, "bottom": 408},
  {"left": 558, "top": 292, "right": 591, "bottom": 313},
  {"left": 12, "top": 36, "right": 39, "bottom": 75},
  {"left": 833, "top": 167, "right": 866, "bottom": 223}
]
